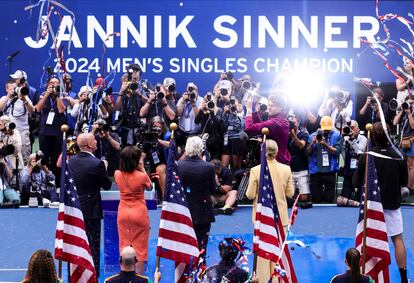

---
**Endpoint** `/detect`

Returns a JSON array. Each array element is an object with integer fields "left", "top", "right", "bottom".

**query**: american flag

[
  {"left": 355, "top": 144, "right": 391, "bottom": 283},
  {"left": 156, "top": 140, "right": 200, "bottom": 282},
  {"left": 55, "top": 140, "right": 97, "bottom": 283},
  {"left": 253, "top": 143, "right": 297, "bottom": 283}
]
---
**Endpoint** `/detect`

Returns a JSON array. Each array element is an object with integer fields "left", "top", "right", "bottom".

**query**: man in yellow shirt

[{"left": 246, "top": 139, "right": 294, "bottom": 283}]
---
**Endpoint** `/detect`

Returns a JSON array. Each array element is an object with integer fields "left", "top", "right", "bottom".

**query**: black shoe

[
  {"left": 219, "top": 207, "right": 235, "bottom": 215},
  {"left": 300, "top": 202, "right": 313, "bottom": 209}
]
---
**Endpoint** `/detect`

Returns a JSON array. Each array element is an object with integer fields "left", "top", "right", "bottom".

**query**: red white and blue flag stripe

[
  {"left": 253, "top": 143, "right": 297, "bottom": 283},
  {"left": 156, "top": 140, "right": 200, "bottom": 282},
  {"left": 55, "top": 139, "right": 97, "bottom": 283},
  {"left": 355, "top": 142, "right": 391, "bottom": 283}
]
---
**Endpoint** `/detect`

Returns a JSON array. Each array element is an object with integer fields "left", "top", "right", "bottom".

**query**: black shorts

[{"left": 222, "top": 138, "right": 246, "bottom": 155}]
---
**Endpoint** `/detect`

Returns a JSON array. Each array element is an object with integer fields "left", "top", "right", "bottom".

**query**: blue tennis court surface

[{"left": 0, "top": 206, "right": 413, "bottom": 282}]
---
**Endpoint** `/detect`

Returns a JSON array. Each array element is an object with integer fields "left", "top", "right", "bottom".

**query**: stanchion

[
  {"left": 361, "top": 123, "right": 373, "bottom": 273},
  {"left": 253, "top": 127, "right": 269, "bottom": 273},
  {"left": 58, "top": 124, "right": 69, "bottom": 282},
  {"left": 156, "top": 122, "right": 177, "bottom": 272}
]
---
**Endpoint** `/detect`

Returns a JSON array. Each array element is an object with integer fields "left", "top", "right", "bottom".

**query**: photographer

[
  {"left": 10, "top": 70, "right": 38, "bottom": 107},
  {"left": 287, "top": 114, "right": 312, "bottom": 208},
  {"left": 318, "top": 88, "right": 353, "bottom": 131},
  {"left": 393, "top": 95, "right": 414, "bottom": 192},
  {"left": 61, "top": 73, "right": 79, "bottom": 135},
  {"left": 337, "top": 120, "right": 367, "bottom": 207},
  {"left": 0, "top": 155, "right": 20, "bottom": 207},
  {"left": 139, "top": 83, "right": 176, "bottom": 123},
  {"left": 0, "top": 79, "right": 34, "bottom": 164},
  {"left": 91, "top": 120, "right": 121, "bottom": 177},
  {"left": 0, "top": 116, "right": 24, "bottom": 172},
  {"left": 115, "top": 64, "right": 148, "bottom": 146},
  {"left": 71, "top": 85, "right": 109, "bottom": 134},
  {"left": 245, "top": 95, "right": 291, "bottom": 165},
  {"left": 36, "top": 75, "right": 68, "bottom": 187},
  {"left": 21, "top": 153, "right": 58, "bottom": 207},
  {"left": 306, "top": 116, "right": 342, "bottom": 203},
  {"left": 145, "top": 116, "right": 172, "bottom": 197},
  {"left": 358, "top": 88, "right": 388, "bottom": 125},
  {"left": 396, "top": 57, "right": 414, "bottom": 103},
  {"left": 221, "top": 96, "right": 245, "bottom": 171},
  {"left": 176, "top": 82, "right": 203, "bottom": 146},
  {"left": 195, "top": 92, "right": 223, "bottom": 160},
  {"left": 213, "top": 74, "right": 234, "bottom": 109},
  {"left": 163, "top": 77, "right": 180, "bottom": 103},
  {"left": 210, "top": 159, "right": 237, "bottom": 215}
]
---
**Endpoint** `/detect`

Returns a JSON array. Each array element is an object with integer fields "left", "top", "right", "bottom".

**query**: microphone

[{"left": 6, "top": 51, "right": 20, "bottom": 61}]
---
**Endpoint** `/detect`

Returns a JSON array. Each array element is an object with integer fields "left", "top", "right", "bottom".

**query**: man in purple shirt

[{"left": 244, "top": 95, "right": 291, "bottom": 165}]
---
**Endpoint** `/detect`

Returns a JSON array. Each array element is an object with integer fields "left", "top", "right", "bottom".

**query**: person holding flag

[
  {"left": 55, "top": 125, "right": 98, "bottom": 283},
  {"left": 156, "top": 123, "right": 203, "bottom": 283},
  {"left": 245, "top": 135, "right": 296, "bottom": 283},
  {"left": 354, "top": 122, "right": 408, "bottom": 283}
]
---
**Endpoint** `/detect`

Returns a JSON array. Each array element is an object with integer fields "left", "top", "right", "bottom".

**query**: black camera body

[
  {"left": 316, "top": 130, "right": 326, "bottom": 142},
  {"left": 135, "top": 123, "right": 159, "bottom": 153}
]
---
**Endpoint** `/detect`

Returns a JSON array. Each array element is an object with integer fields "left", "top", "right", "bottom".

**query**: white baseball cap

[
  {"left": 187, "top": 82, "right": 198, "bottom": 90},
  {"left": 10, "top": 70, "right": 27, "bottom": 80},
  {"left": 77, "top": 85, "right": 92, "bottom": 98},
  {"left": 163, "top": 77, "right": 176, "bottom": 85}
]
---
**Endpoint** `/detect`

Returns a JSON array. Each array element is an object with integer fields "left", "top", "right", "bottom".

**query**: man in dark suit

[
  {"left": 69, "top": 133, "right": 112, "bottom": 278},
  {"left": 178, "top": 136, "right": 216, "bottom": 258}
]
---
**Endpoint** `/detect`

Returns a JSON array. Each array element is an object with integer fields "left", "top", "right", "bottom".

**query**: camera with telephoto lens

[
  {"left": 402, "top": 102, "right": 411, "bottom": 111},
  {"left": 188, "top": 87, "right": 196, "bottom": 101},
  {"left": 205, "top": 93, "right": 215, "bottom": 109},
  {"left": 155, "top": 84, "right": 164, "bottom": 100},
  {"left": 35, "top": 150, "right": 44, "bottom": 166},
  {"left": 229, "top": 96, "right": 237, "bottom": 113},
  {"left": 14, "top": 86, "right": 29, "bottom": 97},
  {"left": 328, "top": 88, "right": 349, "bottom": 104},
  {"left": 166, "top": 83, "right": 176, "bottom": 93},
  {"left": 94, "top": 119, "right": 110, "bottom": 134},
  {"left": 389, "top": 98, "right": 411, "bottom": 112},
  {"left": 259, "top": 104, "right": 267, "bottom": 112},
  {"left": 241, "top": 80, "right": 255, "bottom": 90},
  {"left": 316, "top": 130, "right": 325, "bottom": 142},
  {"left": 135, "top": 123, "right": 159, "bottom": 153}
]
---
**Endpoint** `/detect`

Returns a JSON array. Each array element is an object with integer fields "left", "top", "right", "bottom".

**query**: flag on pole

[
  {"left": 156, "top": 140, "right": 200, "bottom": 282},
  {"left": 253, "top": 143, "right": 297, "bottom": 283},
  {"left": 355, "top": 143, "right": 391, "bottom": 283},
  {"left": 55, "top": 139, "right": 97, "bottom": 283}
]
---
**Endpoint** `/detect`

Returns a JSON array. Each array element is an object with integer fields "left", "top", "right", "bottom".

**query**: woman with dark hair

[
  {"left": 22, "top": 249, "right": 58, "bottom": 283},
  {"left": 330, "top": 248, "right": 373, "bottom": 283},
  {"left": 114, "top": 146, "right": 152, "bottom": 274}
]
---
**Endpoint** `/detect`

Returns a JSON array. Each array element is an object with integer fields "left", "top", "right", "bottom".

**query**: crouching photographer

[
  {"left": 210, "top": 159, "right": 237, "bottom": 215},
  {"left": 0, "top": 150, "right": 20, "bottom": 208},
  {"left": 21, "top": 152, "right": 58, "bottom": 208},
  {"left": 91, "top": 119, "right": 121, "bottom": 177},
  {"left": 337, "top": 120, "right": 367, "bottom": 207}
]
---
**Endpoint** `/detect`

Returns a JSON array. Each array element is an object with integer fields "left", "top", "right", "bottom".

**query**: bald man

[
  {"left": 69, "top": 133, "right": 112, "bottom": 278},
  {"left": 104, "top": 247, "right": 161, "bottom": 283}
]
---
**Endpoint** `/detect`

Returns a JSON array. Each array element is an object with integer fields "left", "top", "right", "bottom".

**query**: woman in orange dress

[{"left": 115, "top": 146, "right": 151, "bottom": 274}]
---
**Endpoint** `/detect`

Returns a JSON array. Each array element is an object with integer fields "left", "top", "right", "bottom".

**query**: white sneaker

[
  {"left": 42, "top": 198, "right": 51, "bottom": 208},
  {"left": 28, "top": 197, "right": 39, "bottom": 208},
  {"left": 49, "top": 201, "right": 60, "bottom": 208}
]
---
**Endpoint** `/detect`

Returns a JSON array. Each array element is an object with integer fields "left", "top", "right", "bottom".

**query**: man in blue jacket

[{"left": 306, "top": 116, "right": 342, "bottom": 203}]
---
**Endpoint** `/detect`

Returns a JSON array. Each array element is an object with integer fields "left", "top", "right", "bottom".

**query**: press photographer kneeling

[
  {"left": 0, "top": 145, "right": 20, "bottom": 208},
  {"left": 21, "top": 152, "right": 58, "bottom": 208}
]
